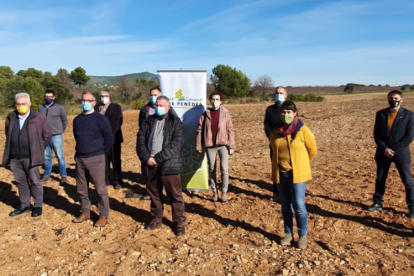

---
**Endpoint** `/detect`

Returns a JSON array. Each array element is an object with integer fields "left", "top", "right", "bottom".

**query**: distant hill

[{"left": 87, "top": 72, "right": 157, "bottom": 87}]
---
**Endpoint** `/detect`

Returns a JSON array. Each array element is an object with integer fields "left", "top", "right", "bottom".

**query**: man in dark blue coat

[
  {"left": 368, "top": 90, "right": 414, "bottom": 218},
  {"left": 136, "top": 95, "right": 186, "bottom": 236}
]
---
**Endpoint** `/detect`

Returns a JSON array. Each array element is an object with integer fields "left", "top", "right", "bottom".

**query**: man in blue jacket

[
  {"left": 136, "top": 96, "right": 186, "bottom": 236},
  {"left": 368, "top": 90, "right": 414, "bottom": 218}
]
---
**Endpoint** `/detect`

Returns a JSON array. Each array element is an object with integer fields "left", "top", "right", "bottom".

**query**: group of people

[{"left": 2, "top": 86, "right": 414, "bottom": 248}]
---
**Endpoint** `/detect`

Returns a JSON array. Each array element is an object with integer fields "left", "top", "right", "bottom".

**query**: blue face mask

[
  {"left": 81, "top": 102, "right": 93, "bottom": 112},
  {"left": 155, "top": 107, "right": 166, "bottom": 116},
  {"left": 275, "top": 94, "right": 285, "bottom": 103},
  {"left": 45, "top": 98, "right": 53, "bottom": 105},
  {"left": 150, "top": 96, "right": 158, "bottom": 105}
]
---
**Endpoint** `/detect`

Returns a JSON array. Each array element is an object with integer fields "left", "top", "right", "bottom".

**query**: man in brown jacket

[{"left": 2, "top": 93, "right": 52, "bottom": 217}]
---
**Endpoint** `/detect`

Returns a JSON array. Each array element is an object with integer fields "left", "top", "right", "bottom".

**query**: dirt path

[{"left": 1, "top": 93, "right": 414, "bottom": 275}]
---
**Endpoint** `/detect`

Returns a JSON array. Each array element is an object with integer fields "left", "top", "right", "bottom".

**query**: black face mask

[{"left": 389, "top": 100, "right": 400, "bottom": 108}]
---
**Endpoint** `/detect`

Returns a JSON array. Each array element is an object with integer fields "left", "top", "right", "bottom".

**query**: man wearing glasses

[
  {"left": 72, "top": 91, "right": 114, "bottom": 227},
  {"left": 2, "top": 93, "right": 52, "bottom": 217},
  {"left": 38, "top": 89, "right": 69, "bottom": 184},
  {"left": 95, "top": 89, "right": 124, "bottom": 190}
]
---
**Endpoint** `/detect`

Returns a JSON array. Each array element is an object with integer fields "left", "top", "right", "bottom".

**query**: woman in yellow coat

[{"left": 270, "top": 100, "right": 317, "bottom": 249}]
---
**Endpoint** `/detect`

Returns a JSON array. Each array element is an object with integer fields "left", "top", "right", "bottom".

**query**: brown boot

[
  {"left": 72, "top": 213, "right": 90, "bottom": 223},
  {"left": 41, "top": 177, "right": 52, "bottom": 183},
  {"left": 60, "top": 177, "right": 69, "bottom": 184},
  {"left": 95, "top": 217, "right": 108, "bottom": 227}
]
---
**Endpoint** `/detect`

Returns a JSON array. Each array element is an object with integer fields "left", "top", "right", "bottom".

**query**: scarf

[{"left": 274, "top": 117, "right": 304, "bottom": 141}]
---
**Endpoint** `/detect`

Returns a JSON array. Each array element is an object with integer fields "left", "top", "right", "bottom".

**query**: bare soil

[{"left": 1, "top": 93, "right": 414, "bottom": 275}]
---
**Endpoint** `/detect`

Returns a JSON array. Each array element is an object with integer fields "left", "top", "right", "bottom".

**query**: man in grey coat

[{"left": 38, "top": 89, "right": 69, "bottom": 184}]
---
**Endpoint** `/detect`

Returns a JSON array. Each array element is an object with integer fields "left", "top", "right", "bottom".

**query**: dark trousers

[
  {"left": 147, "top": 167, "right": 186, "bottom": 225},
  {"left": 75, "top": 155, "right": 110, "bottom": 218},
  {"left": 10, "top": 158, "right": 43, "bottom": 208},
  {"left": 269, "top": 145, "right": 279, "bottom": 196},
  {"left": 141, "top": 162, "right": 148, "bottom": 180},
  {"left": 373, "top": 159, "right": 414, "bottom": 209},
  {"left": 105, "top": 143, "right": 123, "bottom": 184}
]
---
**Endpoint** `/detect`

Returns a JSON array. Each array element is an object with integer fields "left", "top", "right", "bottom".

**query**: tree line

[{"left": 1, "top": 63, "right": 412, "bottom": 116}]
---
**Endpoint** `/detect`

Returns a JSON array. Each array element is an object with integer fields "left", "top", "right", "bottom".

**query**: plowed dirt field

[{"left": 1, "top": 92, "right": 414, "bottom": 275}]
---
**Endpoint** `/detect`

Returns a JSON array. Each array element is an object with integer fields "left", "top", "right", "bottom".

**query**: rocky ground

[{"left": 1, "top": 92, "right": 414, "bottom": 275}]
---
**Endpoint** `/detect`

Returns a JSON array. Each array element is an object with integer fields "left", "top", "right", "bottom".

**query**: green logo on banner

[{"left": 176, "top": 89, "right": 185, "bottom": 101}]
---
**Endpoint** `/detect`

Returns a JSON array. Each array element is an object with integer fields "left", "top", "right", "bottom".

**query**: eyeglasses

[
  {"left": 15, "top": 103, "right": 28, "bottom": 106},
  {"left": 81, "top": 100, "right": 95, "bottom": 103}
]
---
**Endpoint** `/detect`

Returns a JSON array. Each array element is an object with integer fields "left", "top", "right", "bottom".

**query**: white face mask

[
  {"left": 275, "top": 94, "right": 285, "bottom": 103},
  {"left": 211, "top": 100, "right": 221, "bottom": 108},
  {"left": 101, "top": 97, "right": 109, "bottom": 105}
]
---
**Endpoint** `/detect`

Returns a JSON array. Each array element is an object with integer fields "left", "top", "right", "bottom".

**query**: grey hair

[
  {"left": 275, "top": 86, "right": 287, "bottom": 94},
  {"left": 99, "top": 89, "right": 111, "bottom": 98},
  {"left": 81, "top": 91, "right": 95, "bottom": 101},
  {"left": 156, "top": 95, "right": 170, "bottom": 104},
  {"left": 15, "top": 93, "right": 31, "bottom": 103}
]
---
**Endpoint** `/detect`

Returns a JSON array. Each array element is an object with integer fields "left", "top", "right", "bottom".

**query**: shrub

[
  {"left": 288, "top": 93, "right": 323, "bottom": 102},
  {"left": 128, "top": 98, "right": 148, "bottom": 110}
]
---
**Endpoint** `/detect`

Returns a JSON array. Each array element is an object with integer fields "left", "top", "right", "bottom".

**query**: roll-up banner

[{"left": 157, "top": 70, "right": 209, "bottom": 192}]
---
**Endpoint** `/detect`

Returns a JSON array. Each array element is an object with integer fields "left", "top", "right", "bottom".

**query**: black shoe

[
  {"left": 367, "top": 203, "right": 383, "bottom": 212},
  {"left": 9, "top": 206, "right": 31, "bottom": 217},
  {"left": 408, "top": 209, "right": 414, "bottom": 219},
  {"left": 31, "top": 207, "right": 42, "bottom": 217}
]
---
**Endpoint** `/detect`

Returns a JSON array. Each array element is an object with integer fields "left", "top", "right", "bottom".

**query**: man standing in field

[
  {"left": 38, "top": 89, "right": 69, "bottom": 184},
  {"left": 96, "top": 89, "right": 124, "bottom": 190},
  {"left": 136, "top": 96, "right": 186, "bottom": 236},
  {"left": 138, "top": 87, "right": 162, "bottom": 186},
  {"left": 368, "top": 90, "right": 414, "bottom": 218},
  {"left": 2, "top": 93, "right": 52, "bottom": 217},
  {"left": 72, "top": 91, "right": 114, "bottom": 227},
  {"left": 138, "top": 87, "right": 178, "bottom": 201},
  {"left": 264, "top": 86, "right": 288, "bottom": 202}
]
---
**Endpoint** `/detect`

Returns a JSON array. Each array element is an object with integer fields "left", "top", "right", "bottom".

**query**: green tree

[
  {"left": 70, "top": 67, "right": 90, "bottom": 88},
  {"left": 17, "top": 68, "right": 44, "bottom": 82},
  {"left": 0, "top": 66, "right": 14, "bottom": 79},
  {"left": 344, "top": 83, "right": 355, "bottom": 93},
  {"left": 343, "top": 83, "right": 365, "bottom": 93},
  {"left": 23, "top": 77, "right": 44, "bottom": 110},
  {"left": 41, "top": 72, "right": 74, "bottom": 103},
  {"left": 0, "top": 75, "right": 26, "bottom": 107},
  {"left": 211, "top": 64, "right": 250, "bottom": 97}
]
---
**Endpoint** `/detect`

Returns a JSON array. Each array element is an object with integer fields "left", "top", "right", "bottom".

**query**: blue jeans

[
  {"left": 44, "top": 134, "right": 67, "bottom": 177},
  {"left": 277, "top": 170, "right": 308, "bottom": 236}
]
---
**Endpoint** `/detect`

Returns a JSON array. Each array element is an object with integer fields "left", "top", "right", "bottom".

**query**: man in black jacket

[
  {"left": 96, "top": 89, "right": 124, "bottom": 189},
  {"left": 136, "top": 95, "right": 186, "bottom": 236},
  {"left": 264, "top": 86, "right": 287, "bottom": 202},
  {"left": 138, "top": 87, "right": 178, "bottom": 185},
  {"left": 368, "top": 90, "right": 414, "bottom": 218}
]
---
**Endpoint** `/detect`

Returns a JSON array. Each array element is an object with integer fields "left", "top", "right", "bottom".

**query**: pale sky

[{"left": 0, "top": 0, "right": 413, "bottom": 86}]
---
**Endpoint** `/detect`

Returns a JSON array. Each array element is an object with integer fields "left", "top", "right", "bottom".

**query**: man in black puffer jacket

[{"left": 136, "top": 95, "right": 186, "bottom": 236}]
